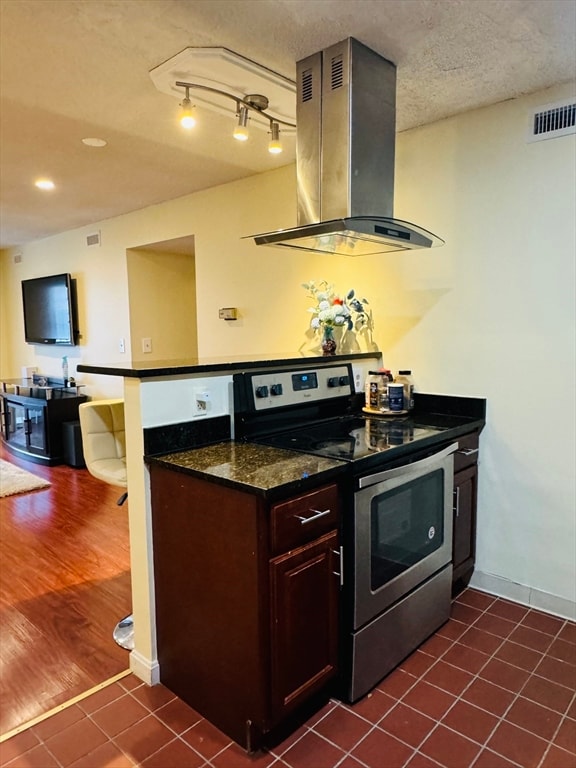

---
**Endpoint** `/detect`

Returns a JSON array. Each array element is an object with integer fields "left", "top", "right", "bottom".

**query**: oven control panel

[{"left": 247, "top": 365, "right": 353, "bottom": 410}]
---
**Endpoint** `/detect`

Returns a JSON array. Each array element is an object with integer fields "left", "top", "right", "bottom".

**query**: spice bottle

[
  {"left": 365, "top": 371, "right": 382, "bottom": 410},
  {"left": 378, "top": 369, "right": 394, "bottom": 412},
  {"left": 395, "top": 370, "right": 414, "bottom": 411}
]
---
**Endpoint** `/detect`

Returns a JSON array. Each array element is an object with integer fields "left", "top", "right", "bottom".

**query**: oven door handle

[{"left": 358, "top": 441, "right": 459, "bottom": 489}]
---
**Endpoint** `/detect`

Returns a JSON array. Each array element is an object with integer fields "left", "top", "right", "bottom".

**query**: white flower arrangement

[{"left": 303, "top": 280, "right": 371, "bottom": 333}]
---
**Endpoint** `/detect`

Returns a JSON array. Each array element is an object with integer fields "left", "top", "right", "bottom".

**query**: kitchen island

[
  {"left": 76, "top": 352, "right": 382, "bottom": 689},
  {"left": 77, "top": 353, "right": 485, "bottom": 751}
]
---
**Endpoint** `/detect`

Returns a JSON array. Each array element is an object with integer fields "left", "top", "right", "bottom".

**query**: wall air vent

[
  {"left": 86, "top": 231, "right": 101, "bottom": 247},
  {"left": 528, "top": 98, "right": 576, "bottom": 142}
]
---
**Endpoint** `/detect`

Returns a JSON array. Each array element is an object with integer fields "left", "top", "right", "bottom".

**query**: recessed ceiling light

[
  {"left": 34, "top": 179, "right": 55, "bottom": 190},
  {"left": 81, "top": 137, "right": 107, "bottom": 147}
]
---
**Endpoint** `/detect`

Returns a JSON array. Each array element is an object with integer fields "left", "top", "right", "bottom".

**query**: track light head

[
  {"left": 233, "top": 106, "right": 249, "bottom": 141},
  {"left": 180, "top": 92, "right": 197, "bottom": 129},
  {"left": 268, "top": 121, "right": 282, "bottom": 154}
]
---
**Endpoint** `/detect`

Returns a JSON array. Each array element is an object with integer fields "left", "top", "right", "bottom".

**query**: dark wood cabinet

[
  {"left": 0, "top": 388, "right": 87, "bottom": 464},
  {"left": 150, "top": 463, "right": 340, "bottom": 752},
  {"left": 270, "top": 529, "right": 339, "bottom": 721},
  {"left": 452, "top": 431, "right": 480, "bottom": 591}
]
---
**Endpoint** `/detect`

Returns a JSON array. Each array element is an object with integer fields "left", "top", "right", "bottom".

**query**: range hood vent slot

[
  {"left": 301, "top": 68, "right": 313, "bottom": 102},
  {"left": 331, "top": 55, "right": 344, "bottom": 90}
]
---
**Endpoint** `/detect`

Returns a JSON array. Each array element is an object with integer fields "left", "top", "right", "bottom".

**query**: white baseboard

[
  {"left": 469, "top": 570, "right": 576, "bottom": 621},
  {"left": 129, "top": 649, "right": 161, "bottom": 685}
]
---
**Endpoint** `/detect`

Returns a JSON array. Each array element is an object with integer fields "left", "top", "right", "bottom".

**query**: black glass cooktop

[{"left": 256, "top": 415, "right": 445, "bottom": 463}]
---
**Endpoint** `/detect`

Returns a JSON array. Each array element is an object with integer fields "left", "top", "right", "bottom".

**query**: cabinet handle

[
  {"left": 294, "top": 507, "right": 331, "bottom": 525},
  {"left": 453, "top": 486, "right": 460, "bottom": 517},
  {"left": 332, "top": 546, "right": 344, "bottom": 587},
  {"left": 457, "top": 447, "right": 479, "bottom": 457}
]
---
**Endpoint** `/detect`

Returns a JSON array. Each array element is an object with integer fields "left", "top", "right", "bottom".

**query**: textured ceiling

[{"left": 1, "top": 0, "right": 575, "bottom": 248}]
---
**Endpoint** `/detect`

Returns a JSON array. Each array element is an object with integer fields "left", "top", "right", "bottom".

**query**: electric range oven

[{"left": 233, "top": 362, "right": 457, "bottom": 702}]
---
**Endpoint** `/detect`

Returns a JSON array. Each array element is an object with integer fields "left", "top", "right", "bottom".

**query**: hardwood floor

[{"left": 0, "top": 443, "right": 131, "bottom": 736}]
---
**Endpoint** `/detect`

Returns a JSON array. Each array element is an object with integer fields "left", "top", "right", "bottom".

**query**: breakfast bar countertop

[{"left": 77, "top": 351, "right": 379, "bottom": 378}]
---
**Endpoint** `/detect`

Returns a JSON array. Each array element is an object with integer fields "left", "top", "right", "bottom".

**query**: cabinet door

[
  {"left": 270, "top": 530, "right": 339, "bottom": 721},
  {"left": 26, "top": 405, "right": 47, "bottom": 455},
  {"left": 453, "top": 464, "right": 478, "bottom": 582},
  {"left": 5, "top": 402, "right": 27, "bottom": 450}
]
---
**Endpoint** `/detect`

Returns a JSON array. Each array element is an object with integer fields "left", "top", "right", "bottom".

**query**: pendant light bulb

[
  {"left": 268, "top": 121, "right": 282, "bottom": 154},
  {"left": 233, "top": 106, "right": 249, "bottom": 141},
  {"left": 180, "top": 93, "right": 196, "bottom": 129}
]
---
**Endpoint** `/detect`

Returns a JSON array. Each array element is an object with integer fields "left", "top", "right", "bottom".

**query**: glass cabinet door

[
  {"left": 5, "top": 402, "right": 27, "bottom": 450},
  {"left": 27, "top": 405, "right": 46, "bottom": 454}
]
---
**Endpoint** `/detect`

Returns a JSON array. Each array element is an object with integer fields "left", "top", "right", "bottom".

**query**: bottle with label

[
  {"left": 365, "top": 371, "right": 382, "bottom": 410},
  {"left": 62, "top": 356, "right": 69, "bottom": 386},
  {"left": 395, "top": 370, "right": 414, "bottom": 411},
  {"left": 378, "top": 369, "right": 393, "bottom": 412}
]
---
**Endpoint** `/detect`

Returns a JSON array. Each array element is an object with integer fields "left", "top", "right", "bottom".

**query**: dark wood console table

[{"left": 0, "top": 379, "right": 87, "bottom": 465}]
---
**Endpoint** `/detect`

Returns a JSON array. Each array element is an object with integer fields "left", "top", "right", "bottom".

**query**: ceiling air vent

[
  {"left": 528, "top": 98, "right": 576, "bottom": 142},
  {"left": 86, "top": 231, "right": 101, "bottom": 247}
]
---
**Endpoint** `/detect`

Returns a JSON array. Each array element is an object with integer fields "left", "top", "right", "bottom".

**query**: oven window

[{"left": 370, "top": 469, "right": 444, "bottom": 591}]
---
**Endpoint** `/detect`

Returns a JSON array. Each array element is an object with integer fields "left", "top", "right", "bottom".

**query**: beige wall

[
  {"left": 127, "top": 246, "right": 197, "bottom": 362},
  {"left": 0, "top": 82, "right": 574, "bottom": 614}
]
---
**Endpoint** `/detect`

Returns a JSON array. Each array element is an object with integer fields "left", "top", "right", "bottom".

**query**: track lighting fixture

[{"left": 174, "top": 80, "right": 295, "bottom": 153}]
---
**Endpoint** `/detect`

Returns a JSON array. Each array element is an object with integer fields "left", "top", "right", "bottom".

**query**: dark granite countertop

[
  {"left": 146, "top": 441, "right": 347, "bottom": 498},
  {"left": 146, "top": 393, "right": 486, "bottom": 497},
  {"left": 77, "top": 351, "right": 380, "bottom": 379}
]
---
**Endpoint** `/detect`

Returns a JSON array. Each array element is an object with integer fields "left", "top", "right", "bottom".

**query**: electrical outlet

[
  {"left": 142, "top": 337, "right": 152, "bottom": 354},
  {"left": 352, "top": 366, "right": 364, "bottom": 393},
  {"left": 193, "top": 389, "right": 211, "bottom": 417}
]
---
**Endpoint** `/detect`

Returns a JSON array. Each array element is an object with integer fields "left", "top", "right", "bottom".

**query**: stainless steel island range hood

[{"left": 250, "top": 38, "right": 444, "bottom": 256}]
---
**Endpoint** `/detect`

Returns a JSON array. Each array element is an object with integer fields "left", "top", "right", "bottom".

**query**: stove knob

[
  {"left": 339, "top": 376, "right": 349, "bottom": 386},
  {"left": 327, "top": 377, "right": 339, "bottom": 387},
  {"left": 270, "top": 383, "right": 283, "bottom": 396},
  {"left": 255, "top": 385, "right": 269, "bottom": 398}
]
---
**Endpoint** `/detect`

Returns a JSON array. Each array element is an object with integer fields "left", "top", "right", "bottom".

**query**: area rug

[{"left": 0, "top": 458, "right": 51, "bottom": 497}]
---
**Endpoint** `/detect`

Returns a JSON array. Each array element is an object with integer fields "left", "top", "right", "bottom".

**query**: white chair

[{"left": 79, "top": 399, "right": 133, "bottom": 650}]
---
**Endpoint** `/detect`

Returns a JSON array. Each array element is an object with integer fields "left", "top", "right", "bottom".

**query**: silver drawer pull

[
  {"left": 294, "top": 507, "right": 331, "bottom": 524},
  {"left": 457, "top": 447, "right": 479, "bottom": 456}
]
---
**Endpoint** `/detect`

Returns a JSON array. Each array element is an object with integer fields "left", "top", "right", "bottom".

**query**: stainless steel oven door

[{"left": 353, "top": 442, "right": 457, "bottom": 629}]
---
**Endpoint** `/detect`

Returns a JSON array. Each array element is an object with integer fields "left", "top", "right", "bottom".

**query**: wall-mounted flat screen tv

[{"left": 21, "top": 273, "right": 79, "bottom": 345}]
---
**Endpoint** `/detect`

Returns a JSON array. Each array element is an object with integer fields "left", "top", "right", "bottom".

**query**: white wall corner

[
  {"left": 129, "top": 649, "right": 161, "bottom": 686},
  {"left": 470, "top": 570, "right": 576, "bottom": 621}
]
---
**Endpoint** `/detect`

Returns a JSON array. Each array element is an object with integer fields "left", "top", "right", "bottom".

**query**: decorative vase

[{"left": 321, "top": 326, "right": 337, "bottom": 356}]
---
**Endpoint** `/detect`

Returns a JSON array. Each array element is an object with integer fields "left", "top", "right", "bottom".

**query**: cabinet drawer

[
  {"left": 454, "top": 432, "right": 480, "bottom": 472},
  {"left": 270, "top": 484, "right": 339, "bottom": 555}
]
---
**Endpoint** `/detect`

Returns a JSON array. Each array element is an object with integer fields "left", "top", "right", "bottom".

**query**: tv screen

[{"left": 21, "top": 273, "right": 79, "bottom": 346}]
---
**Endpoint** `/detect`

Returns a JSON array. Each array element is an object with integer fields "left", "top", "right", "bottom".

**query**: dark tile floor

[{"left": 1, "top": 589, "right": 575, "bottom": 768}]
